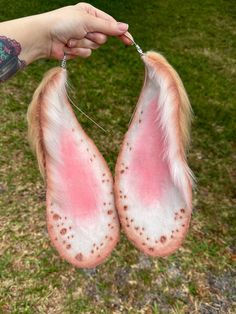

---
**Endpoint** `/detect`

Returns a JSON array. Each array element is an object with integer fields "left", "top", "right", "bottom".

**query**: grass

[{"left": 0, "top": 0, "right": 235, "bottom": 313}]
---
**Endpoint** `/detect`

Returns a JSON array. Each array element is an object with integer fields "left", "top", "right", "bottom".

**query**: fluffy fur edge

[
  {"left": 27, "top": 67, "right": 63, "bottom": 179},
  {"left": 142, "top": 51, "right": 195, "bottom": 208}
]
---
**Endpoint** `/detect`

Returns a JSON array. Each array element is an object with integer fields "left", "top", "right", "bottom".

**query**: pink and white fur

[
  {"left": 27, "top": 50, "right": 194, "bottom": 267},
  {"left": 27, "top": 67, "right": 119, "bottom": 268},
  {"left": 115, "top": 51, "right": 194, "bottom": 256}
]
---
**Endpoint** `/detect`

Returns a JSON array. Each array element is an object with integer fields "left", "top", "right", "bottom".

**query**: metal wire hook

[
  {"left": 61, "top": 53, "right": 67, "bottom": 69},
  {"left": 123, "top": 32, "right": 144, "bottom": 56}
]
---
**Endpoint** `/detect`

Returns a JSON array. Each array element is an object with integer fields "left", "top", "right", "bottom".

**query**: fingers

[
  {"left": 75, "top": 4, "right": 131, "bottom": 45},
  {"left": 64, "top": 47, "right": 92, "bottom": 58},
  {"left": 76, "top": 3, "right": 116, "bottom": 22},
  {"left": 65, "top": 32, "right": 107, "bottom": 60},
  {"left": 82, "top": 14, "right": 129, "bottom": 36},
  {"left": 118, "top": 32, "right": 134, "bottom": 45},
  {"left": 85, "top": 32, "right": 107, "bottom": 45},
  {"left": 67, "top": 38, "right": 99, "bottom": 49}
]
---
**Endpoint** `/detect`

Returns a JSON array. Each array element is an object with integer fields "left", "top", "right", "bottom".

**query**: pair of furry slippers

[{"left": 27, "top": 51, "right": 194, "bottom": 268}]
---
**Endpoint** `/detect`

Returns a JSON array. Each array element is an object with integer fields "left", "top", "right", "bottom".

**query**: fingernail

[
  {"left": 117, "top": 22, "right": 129, "bottom": 31},
  {"left": 67, "top": 39, "right": 76, "bottom": 48},
  {"left": 124, "top": 32, "right": 134, "bottom": 44}
]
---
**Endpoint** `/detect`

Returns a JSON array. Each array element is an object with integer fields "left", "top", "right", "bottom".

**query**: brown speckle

[
  {"left": 129, "top": 147, "right": 132, "bottom": 151},
  {"left": 171, "top": 235, "right": 174, "bottom": 239},
  {"left": 179, "top": 216, "right": 183, "bottom": 219},
  {"left": 135, "top": 227, "right": 139, "bottom": 230},
  {"left": 66, "top": 244, "right": 71, "bottom": 250},
  {"left": 69, "top": 226, "right": 72, "bottom": 230},
  {"left": 124, "top": 195, "right": 127, "bottom": 199},
  {"left": 139, "top": 119, "right": 142, "bottom": 123},
  {"left": 102, "top": 173, "right": 106, "bottom": 176},
  {"left": 54, "top": 237, "right": 58, "bottom": 241},
  {"left": 139, "top": 232, "right": 143, "bottom": 236},
  {"left": 146, "top": 237, "right": 150, "bottom": 241},
  {"left": 72, "top": 128, "right": 75, "bottom": 132},
  {"left": 149, "top": 247, "right": 154, "bottom": 252},
  {"left": 105, "top": 235, "right": 108, "bottom": 239},
  {"left": 142, "top": 227, "right": 145, "bottom": 231},
  {"left": 141, "top": 110, "right": 143, "bottom": 114},
  {"left": 60, "top": 228, "right": 67, "bottom": 235},
  {"left": 142, "top": 242, "right": 146, "bottom": 246},
  {"left": 126, "top": 224, "right": 130, "bottom": 228},
  {"left": 91, "top": 250, "right": 94, "bottom": 254},
  {"left": 124, "top": 205, "right": 128, "bottom": 210},
  {"left": 107, "top": 210, "right": 113, "bottom": 215},
  {"left": 160, "top": 236, "right": 167, "bottom": 243},
  {"left": 120, "top": 170, "right": 125, "bottom": 174},
  {"left": 100, "top": 242, "right": 104, "bottom": 246},
  {"left": 176, "top": 229, "right": 179, "bottom": 232},
  {"left": 103, "top": 202, "right": 106, "bottom": 206},
  {"left": 180, "top": 208, "right": 185, "bottom": 213},
  {"left": 109, "top": 237, "right": 113, "bottom": 241},
  {"left": 53, "top": 214, "right": 60, "bottom": 221},
  {"left": 131, "top": 219, "right": 134, "bottom": 222},
  {"left": 75, "top": 253, "right": 83, "bottom": 261},
  {"left": 182, "top": 224, "right": 185, "bottom": 227}
]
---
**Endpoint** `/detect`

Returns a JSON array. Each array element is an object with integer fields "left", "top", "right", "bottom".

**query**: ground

[{"left": 0, "top": 0, "right": 235, "bottom": 313}]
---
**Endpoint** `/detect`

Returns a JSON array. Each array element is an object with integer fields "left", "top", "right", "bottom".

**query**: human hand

[{"left": 44, "top": 2, "right": 133, "bottom": 60}]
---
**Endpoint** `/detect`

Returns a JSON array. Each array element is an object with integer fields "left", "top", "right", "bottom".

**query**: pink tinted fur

[
  {"left": 59, "top": 129, "right": 100, "bottom": 220},
  {"left": 129, "top": 100, "right": 171, "bottom": 205}
]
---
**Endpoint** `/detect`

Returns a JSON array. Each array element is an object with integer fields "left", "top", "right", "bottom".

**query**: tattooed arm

[{"left": 0, "top": 3, "right": 131, "bottom": 82}]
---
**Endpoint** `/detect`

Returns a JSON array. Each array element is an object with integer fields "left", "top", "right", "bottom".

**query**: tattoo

[{"left": 0, "top": 36, "right": 26, "bottom": 82}]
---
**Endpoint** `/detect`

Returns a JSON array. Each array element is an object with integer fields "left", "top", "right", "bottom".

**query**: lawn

[{"left": 0, "top": 0, "right": 235, "bottom": 313}]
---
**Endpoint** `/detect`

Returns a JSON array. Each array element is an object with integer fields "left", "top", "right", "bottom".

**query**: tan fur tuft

[
  {"left": 27, "top": 67, "right": 62, "bottom": 179},
  {"left": 146, "top": 51, "right": 192, "bottom": 151}
]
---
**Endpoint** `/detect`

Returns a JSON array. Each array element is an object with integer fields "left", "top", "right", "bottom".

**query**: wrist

[
  {"left": 19, "top": 14, "right": 50, "bottom": 63},
  {"left": 0, "top": 14, "right": 51, "bottom": 64}
]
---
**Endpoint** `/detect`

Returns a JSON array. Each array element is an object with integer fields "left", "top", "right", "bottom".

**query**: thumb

[{"left": 84, "top": 15, "right": 129, "bottom": 36}]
